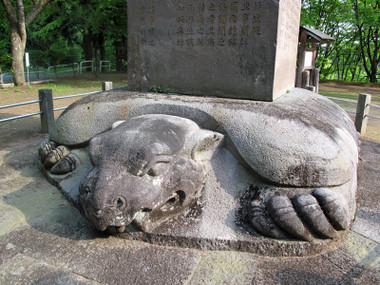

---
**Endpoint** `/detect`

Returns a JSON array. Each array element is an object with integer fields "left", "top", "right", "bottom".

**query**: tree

[
  {"left": 351, "top": 0, "right": 380, "bottom": 82},
  {"left": 301, "top": 0, "right": 379, "bottom": 82},
  {"left": 1, "top": 0, "right": 53, "bottom": 85},
  {"left": 0, "top": 6, "right": 12, "bottom": 83},
  {"left": 301, "top": 0, "right": 354, "bottom": 80}
]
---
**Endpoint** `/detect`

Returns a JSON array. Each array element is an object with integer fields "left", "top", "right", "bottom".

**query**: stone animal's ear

[{"left": 186, "top": 130, "right": 224, "bottom": 161}]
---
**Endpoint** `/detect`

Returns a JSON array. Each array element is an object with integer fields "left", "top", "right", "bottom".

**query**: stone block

[{"left": 128, "top": 0, "right": 301, "bottom": 101}]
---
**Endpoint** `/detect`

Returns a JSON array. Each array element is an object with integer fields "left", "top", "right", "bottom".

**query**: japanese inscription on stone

[{"left": 128, "top": 0, "right": 301, "bottom": 101}]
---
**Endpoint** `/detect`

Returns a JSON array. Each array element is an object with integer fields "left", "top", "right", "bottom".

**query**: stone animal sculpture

[{"left": 39, "top": 89, "right": 359, "bottom": 242}]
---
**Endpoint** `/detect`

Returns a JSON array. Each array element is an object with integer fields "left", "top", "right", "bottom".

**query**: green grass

[
  {"left": 0, "top": 73, "right": 128, "bottom": 98},
  {"left": 42, "top": 76, "right": 127, "bottom": 95},
  {"left": 320, "top": 79, "right": 380, "bottom": 88},
  {"left": 319, "top": 91, "right": 359, "bottom": 101}
]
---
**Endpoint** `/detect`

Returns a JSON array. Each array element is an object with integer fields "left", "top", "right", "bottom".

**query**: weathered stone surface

[
  {"left": 51, "top": 89, "right": 358, "bottom": 188},
  {"left": 128, "top": 0, "right": 301, "bottom": 101},
  {"left": 186, "top": 251, "right": 257, "bottom": 284},
  {"left": 0, "top": 254, "right": 102, "bottom": 285},
  {"left": 0, "top": 228, "right": 202, "bottom": 285}
]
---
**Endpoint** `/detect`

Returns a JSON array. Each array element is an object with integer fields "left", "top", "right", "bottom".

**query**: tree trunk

[
  {"left": 99, "top": 33, "right": 106, "bottom": 71},
  {"left": 1, "top": 0, "right": 53, "bottom": 85},
  {"left": 10, "top": 25, "right": 26, "bottom": 86},
  {"left": 115, "top": 41, "right": 122, "bottom": 72},
  {"left": 83, "top": 30, "right": 93, "bottom": 72}
]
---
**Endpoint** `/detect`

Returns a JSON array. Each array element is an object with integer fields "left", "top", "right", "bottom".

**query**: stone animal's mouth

[
  {"left": 110, "top": 225, "right": 126, "bottom": 233},
  {"left": 92, "top": 210, "right": 135, "bottom": 233},
  {"left": 95, "top": 222, "right": 127, "bottom": 233},
  {"left": 95, "top": 224, "right": 126, "bottom": 233}
]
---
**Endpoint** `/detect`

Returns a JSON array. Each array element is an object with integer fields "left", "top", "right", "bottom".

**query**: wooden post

[
  {"left": 355, "top": 93, "right": 372, "bottom": 134},
  {"left": 102, "top": 81, "right": 113, "bottom": 91},
  {"left": 314, "top": 68, "right": 320, "bottom": 93},
  {"left": 39, "top": 89, "right": 54, "bottom": 134},
  {"left": 301, "top": 70, "right": 310, "bottom": 88},
  {"left": 296, "top": 32, "right": 307, "bottom": 87}
]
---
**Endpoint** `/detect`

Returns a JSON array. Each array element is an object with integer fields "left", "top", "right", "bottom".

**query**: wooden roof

[{"left": 300, "top": 27, "right": 335, "bottom": 44}]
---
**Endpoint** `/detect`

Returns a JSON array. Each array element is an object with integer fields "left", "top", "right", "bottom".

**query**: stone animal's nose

[
  {"left": 113, "top": 196, "right": 126, "bottom": 210},
  {"left": 95, "top": 209, "right": 104, "bottom": 218}
]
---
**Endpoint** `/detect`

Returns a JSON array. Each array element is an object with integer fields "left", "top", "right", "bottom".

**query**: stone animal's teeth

[
  {"left": 97, "top": 224, "right": 108, "bottom": 232},
  {"left": 117, "top": 226, "right": 126, "bottom": 233}
]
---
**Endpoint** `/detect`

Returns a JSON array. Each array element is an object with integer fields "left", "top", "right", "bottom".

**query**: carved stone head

[{"left": 79, "top": 114, "right": 223, "bottom": 232}]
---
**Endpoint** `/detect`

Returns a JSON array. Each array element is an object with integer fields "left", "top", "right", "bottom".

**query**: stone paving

[{"left": 0, "top": 136, "right": 379, "bottom": 284}]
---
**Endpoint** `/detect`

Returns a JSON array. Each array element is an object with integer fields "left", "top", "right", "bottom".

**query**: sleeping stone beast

[{"left": 38, "top": 90, "right": 359, "bottom": 245}]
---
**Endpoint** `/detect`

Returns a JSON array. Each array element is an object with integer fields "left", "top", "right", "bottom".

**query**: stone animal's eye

[
  {"left": 147, "top": 162, "right": 170, "bottom": 176},
  {"left": 85, "top": 186, "right": 91, "bottom": 198},
  {"left": 140, "top": 155, "right": 173, "bottom": 177}
]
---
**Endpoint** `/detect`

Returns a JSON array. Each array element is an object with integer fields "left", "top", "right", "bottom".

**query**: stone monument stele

[{"left": 128, "top": 0, "right": 301, "bottom": 101}]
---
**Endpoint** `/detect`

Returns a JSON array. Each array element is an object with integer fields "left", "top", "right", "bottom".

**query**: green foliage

[
  {"left": 301, "top": 0, "right": 379, "bottom": 83},
  {"left": 0, "top": 0, "right": 128, "bottom": 75},
  {"left": 150, "top": 85, "right": 171, "bottom": 94},
  {"left": 0, "top": 4, "right": 11, "bottom": 74},
  {"left": 25, "top": 0, "right": 128, "bottom": 71},
  {"left": 0, "top": 53, "right": 12, "bottom": 71}
]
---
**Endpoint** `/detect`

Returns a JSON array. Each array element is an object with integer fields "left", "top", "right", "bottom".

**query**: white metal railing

[
  {"left": 80, "top": 61, "right": 94, "bottom": 74},
  {"left": 100, "top": 60, "right": 111, "bottom": 71},
  {"left": 47, "top": 63, "right": 79, "bottom": 76}
]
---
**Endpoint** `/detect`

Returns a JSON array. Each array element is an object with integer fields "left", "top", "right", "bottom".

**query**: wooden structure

[{"left": 296, "top": 27, "right": 335, "bottom": 92}]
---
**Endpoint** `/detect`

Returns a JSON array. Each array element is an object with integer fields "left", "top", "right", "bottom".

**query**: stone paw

[
  {"left": 50, "top": 153, "right": 79, "bottom": 174},
  {"left": 38, "top": 139, "right": 57, "bottom": 162},
  {"left": 38, "top": 139, "right": 74, "bottom": 173},
  {"left": 249, "top": 188, "right": 350, "bottom": 241}
]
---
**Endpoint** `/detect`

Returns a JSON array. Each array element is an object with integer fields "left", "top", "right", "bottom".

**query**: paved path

[{"left": 0, "top": 136, "right": 379, "bottom": 284}]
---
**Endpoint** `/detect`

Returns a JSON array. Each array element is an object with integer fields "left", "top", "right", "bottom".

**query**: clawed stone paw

[
  {"left": 249, "top": 188, "right": 350, "bottom": 241},
  {"left": 50, "top": 153, "right": 78, "bottom": 174},
  {"left": 38, "top": 139, "right": 74, "bottom": 174},
  {"left": 43, "top": 145, "right": 71, "bottom": 168},
  {"left": 38, "top": 139, "right": 57, "bottom": 162},
  {"left": 249, "top": 200, "right": 289, "bottom": 239}
]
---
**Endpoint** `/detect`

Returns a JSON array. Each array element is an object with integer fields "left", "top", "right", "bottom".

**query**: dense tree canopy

[{"left": 301, "top": 0, "right": 380, "bottom": 82}]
